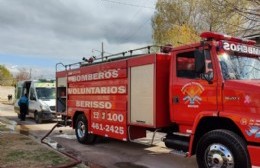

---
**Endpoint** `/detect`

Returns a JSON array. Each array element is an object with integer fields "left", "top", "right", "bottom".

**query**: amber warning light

[{"left": 200, "top": 32, "right": 256, "bottom": 45}]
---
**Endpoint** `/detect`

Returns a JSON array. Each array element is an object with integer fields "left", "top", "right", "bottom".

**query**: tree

[
  {"left": 152, "top": 0, "right": 201, "bottom": 45},
  {"left": 15, "top": 68, "right": 30, "bottom": 81},
  {"left": 212, "top": 0, "right": 260, "bottom": 36},
  {"left": 164, "top": 24, "right": 200, "bottom": 46},
  {"left": 0, "top": 65, "right": 15, "bottom": 86},
  {"left": 152, "top": 0, "right": 259, "bottom": 46},
  {"left": 201, "top": 0, "right": 259, "bottom": 35}
]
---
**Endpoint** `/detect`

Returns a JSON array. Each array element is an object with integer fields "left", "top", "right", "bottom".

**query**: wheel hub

[
  {"left": 212, "top": 153, "right": 223, "bottom": 165},
  {"left": 206, "top": 144, "right": 234, "bottom": 168},
  {"left": 77, "top": 121, "right": 85, "bottom": 138}
]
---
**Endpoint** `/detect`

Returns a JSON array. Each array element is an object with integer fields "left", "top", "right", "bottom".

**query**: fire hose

[{"left": 41, "top": 123, "right": 82, "bottom": 168}]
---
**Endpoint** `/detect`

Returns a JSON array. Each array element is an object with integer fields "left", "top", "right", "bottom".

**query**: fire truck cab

[{"left": 56, "top": 32, "right": 260, "bottom": 168}]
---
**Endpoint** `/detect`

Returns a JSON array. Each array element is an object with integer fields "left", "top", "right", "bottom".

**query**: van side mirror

[
  {"left": 31, "top": 96, "right": 36, "bottom": 101},
  {"left": 195, "top": 49, "right": 205, "bottom": 74}
]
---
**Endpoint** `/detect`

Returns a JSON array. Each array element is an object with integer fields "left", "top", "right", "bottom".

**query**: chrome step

[{"left": 170, "top": 149, "right": 189, "bottom": 157}]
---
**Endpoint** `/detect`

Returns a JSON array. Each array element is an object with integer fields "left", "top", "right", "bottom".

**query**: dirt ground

[{"left": 0, "top": 86, "right": 15, "bottom": 102}]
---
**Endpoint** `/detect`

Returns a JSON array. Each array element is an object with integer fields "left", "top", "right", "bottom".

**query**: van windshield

[
  {"left": 36, "top": 88, "right": 55, "bottom": 100},
  {"left": 218, "top": 52, "right": 260, "bottom": 80}
]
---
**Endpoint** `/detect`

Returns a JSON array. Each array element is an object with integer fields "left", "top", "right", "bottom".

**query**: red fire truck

[{"left": 56, "top": 32, "right": 260, "bottom": 168}]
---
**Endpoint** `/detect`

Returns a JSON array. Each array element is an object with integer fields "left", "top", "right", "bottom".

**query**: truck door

[{"left": 170, "top": 48, "right": 218, "bottom": 130}]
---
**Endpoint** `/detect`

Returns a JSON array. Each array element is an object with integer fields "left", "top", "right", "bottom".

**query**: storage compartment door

[
  {"left": 130, "top": 64, "right": 154, "bottom": 126},
  {"left": 56, "top": 77, "right": 67, "bottom": 113},
  {"left": 57, "top": 77, "right": 67, "bottom": 87}
]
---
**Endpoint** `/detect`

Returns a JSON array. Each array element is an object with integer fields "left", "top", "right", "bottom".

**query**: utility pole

[
  {"left": 101, "top": 42, "right": 104, "bottom": 61},
  {"left": 29, "top": 68, "right": 32, "bottom": 79}
]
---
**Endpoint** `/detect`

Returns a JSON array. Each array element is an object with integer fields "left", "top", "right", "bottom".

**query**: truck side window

[
  {"left": 177, "top": 50, "right": 213, "bottom": 79},
  {"left": 176, "top": 51, "right": 198, "bottom": 78}
]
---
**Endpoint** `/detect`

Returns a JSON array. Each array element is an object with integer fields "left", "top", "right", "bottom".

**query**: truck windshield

[
  {"left": 36, "top": 88, "right": 55, "bottom": 100},
  {"left": 218, "top": 53, "right": 260, "bottom": 80}
]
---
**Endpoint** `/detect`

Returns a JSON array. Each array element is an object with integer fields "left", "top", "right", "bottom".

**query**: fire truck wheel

[
  {"left": 196, "top": 129, "right": 250, "bottom": 168},
  {"left": 34, "top": 112, "right": 42, "bottom": 124},
  {"left": 75, "top": 114, "right": 96, "bottom": 144}
]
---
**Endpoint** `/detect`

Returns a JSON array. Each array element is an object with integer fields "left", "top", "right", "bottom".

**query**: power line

[
  {"left": 92, "top": 49, "right": 112, "bottom": 55},
  {"left": 99, "top": 0, "right": 155, "bottom": 48},
  {"left": 117, "top": 1, "right": 148, "bottom": 41},
  {"left": 100, "top": 0, "right": 155, "bottom": 9},
  {"left": 123, "top": 18, "right": 151, "bottom": 42}
]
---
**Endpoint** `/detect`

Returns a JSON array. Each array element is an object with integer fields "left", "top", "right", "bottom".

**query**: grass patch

[
  {"left": 5, "top": 150, "right": 27, "bottom": 162},
  {"left": 25, "top": 141, "right": 38, "bottom": 145},
  {"left": 0, "top": 133, "right": 72, "bottom": 168},
  {"left": 31, "top": 149, "right": 70, "bottom": 165},
  {"left": 0, "top": 124, "right": 9, "bottom": 131}
]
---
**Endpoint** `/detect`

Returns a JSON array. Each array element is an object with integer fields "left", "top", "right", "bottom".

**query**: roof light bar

[{"left": 200, "top": 32, "right": 256, "bottom": 45}]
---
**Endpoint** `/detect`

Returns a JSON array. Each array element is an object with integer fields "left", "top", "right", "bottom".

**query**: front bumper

[
  {"left": 248, "top": 145, "right": 260, "bottom": 167},
  {"left": 41, "top": 111, "right": 56, "bottom": 121}
]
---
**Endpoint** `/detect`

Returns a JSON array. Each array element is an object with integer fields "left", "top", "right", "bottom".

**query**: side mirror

[
  {"left": 201, "top": 71, "right": 213, "bottom": 84},
  {"left": 195, "top": 49, "right": 205, "bottom": 74}
]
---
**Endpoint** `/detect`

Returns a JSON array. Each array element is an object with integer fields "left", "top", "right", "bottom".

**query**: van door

[
  {"left": 29, "top": 87, "right": 37, "bottom": 118},
  {"left": 14, "top": 83, "right": 23, "bottom": 114}
]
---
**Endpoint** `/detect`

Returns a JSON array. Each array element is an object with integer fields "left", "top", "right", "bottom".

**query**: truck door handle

[{"left": 173, "top": 96, "right": 179, "bottom": 104}]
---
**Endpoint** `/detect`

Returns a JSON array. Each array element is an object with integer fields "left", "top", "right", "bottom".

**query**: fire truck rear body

[{"left": 56, "top": 54, "right": 172, "bottom": 140}]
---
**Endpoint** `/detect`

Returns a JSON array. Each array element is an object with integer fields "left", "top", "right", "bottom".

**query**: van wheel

[
  {"left": 75, "top": 114, "right": 96, "bottom": 144},
  {"left": 34, "top": 112, "right": 42, "bottom": 124},
  {"left": 196, "top": 129, "right": 251, "bottom": 168}
]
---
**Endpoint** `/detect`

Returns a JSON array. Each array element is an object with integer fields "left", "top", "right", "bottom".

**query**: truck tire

[
  {"left": 34, "top": 112, "right": 42, "bottom": 124},
  {"left": 196, "top": 129, "right": 250, "bottom": 168},
  {"left": 75, "top": 114, "right": 96, "bottom": 144}
]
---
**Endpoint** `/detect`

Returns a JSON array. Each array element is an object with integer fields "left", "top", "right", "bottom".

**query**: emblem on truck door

[
  {"left": 181, "top": 82, "right": 204, "bottom": 108},
  {"left": 246, "top": 126, "right": 260, "bottom": 138}
]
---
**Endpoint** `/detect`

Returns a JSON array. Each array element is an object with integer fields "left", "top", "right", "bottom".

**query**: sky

[{"left": 0, "top": 0, "right": 156, "bottom": 79}]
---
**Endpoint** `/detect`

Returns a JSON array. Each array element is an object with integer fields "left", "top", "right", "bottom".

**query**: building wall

[
  {"left": 246, "top": 35, "right": 260, "bottom": 47},
  {"left": 252, "top": 37, "right": 260, "bottom": 46},
  {"left": 256, "top": 38, "right": 260, "bottom": 46}
]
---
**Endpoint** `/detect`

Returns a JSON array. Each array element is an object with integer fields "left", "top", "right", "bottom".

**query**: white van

[{"left": 14, "top": 80, "right": 56, "bottom": 123}]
